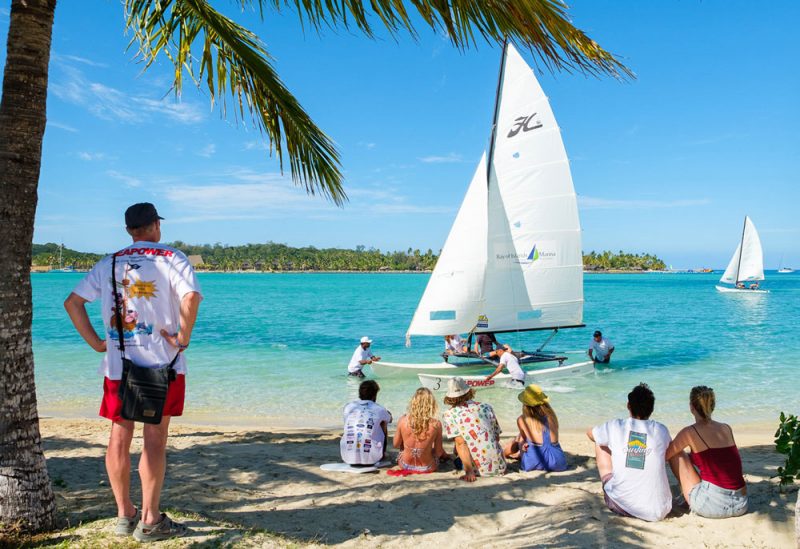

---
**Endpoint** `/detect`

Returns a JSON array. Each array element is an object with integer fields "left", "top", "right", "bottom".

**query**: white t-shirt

[
  {"left": 445, "top": 335, "right": 464, "bottom": 353},
  {"left": 499, "top": 352, "right": 525, "bottom": 381},
  {"left": 590, "top": 337, "right": 614, "bottom": 360},
  {"left": 592, "top": 417, "right": 672, "bottom": 521},
  {"left": 348, "top": 345, "right": 374, "bottom": 373},
  {"left": 340, "top": 400, "right": 393, "bottom": 465},
  {"left": 72, "top": 241, "right": 203, "bottom": 380}
]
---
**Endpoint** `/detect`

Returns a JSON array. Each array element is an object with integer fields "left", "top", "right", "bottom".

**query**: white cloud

[
  {"left": 54, "top": 53, "right": 108, "bottom": 68},
  {"left": 78, "top": 151, "right": 110, "bottom": 161},
  {"left": 244, "top": 140, "right": 268, "bottom": 151},
  {"left": 198, "top": 144, "right": 216, "bottom": 157},
  {"left": 107, "top": 170, "right": 142, "bottom": 188},
  {"left": 579, "top": 196, "right": 710, "bottom": 210},
  {"left": 49, "top": 121, "right": 79, "bottom": 133},
  {"left": 52, "top": 66, "right": 204, "bottom": 124},
  {"left": 419, "top": 152, "right": 463, "bottom": 163}
]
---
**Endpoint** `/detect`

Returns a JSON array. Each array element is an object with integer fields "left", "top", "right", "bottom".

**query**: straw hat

[
  {"left": 518, "top": 384, "right": 549, "bottom": 406},
  {"left": 446, "top": 377, "right": 471, "bottom": 398}
]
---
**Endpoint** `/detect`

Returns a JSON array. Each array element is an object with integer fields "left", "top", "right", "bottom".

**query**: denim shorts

[{"left": 689, "top": 480, "right": 748, "bottom": 518}]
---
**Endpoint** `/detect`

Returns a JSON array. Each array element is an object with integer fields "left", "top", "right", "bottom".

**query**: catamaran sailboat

[
  {"left": 715, "top": 216, "right": 768, "bottom": 293},
  {"left": 373, "top": 42, "right": 594, "bottom": 386},
  {"left": 50, "top": 243, "right": 76, "bottom": 273}
]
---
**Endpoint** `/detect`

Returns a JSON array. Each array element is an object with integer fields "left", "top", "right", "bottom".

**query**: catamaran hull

[
  {"left": 417, "top": 361, "right": 595, "bottom": 391},
  {"left": 715, "top": 285, "right": 769, "bottom": 294},
  {"left": 370, "top": 360, "right": 487, "bottom": 377}
]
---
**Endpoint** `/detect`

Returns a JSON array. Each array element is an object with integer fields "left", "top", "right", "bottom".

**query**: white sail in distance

[
  {"left": 720, "top": 216, "right": 765, "bottom": 283},
  {"left": 407, "top": 43, "right": 583, "bottom": 338}
]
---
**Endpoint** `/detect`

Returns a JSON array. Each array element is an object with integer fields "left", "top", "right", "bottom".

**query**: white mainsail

[
  {"left": 720, "top": 216, "right": 765, "bottom": 284},
  {"left": 407, "top": 43, "right": 583, "bottom": 339}
]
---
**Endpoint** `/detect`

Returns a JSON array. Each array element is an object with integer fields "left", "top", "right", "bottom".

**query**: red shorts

[{"left": 100, "top": 374, "right": 186, "bottom": 422}]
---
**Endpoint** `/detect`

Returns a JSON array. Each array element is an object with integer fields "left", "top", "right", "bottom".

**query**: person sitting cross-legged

[{"left": 587, "top": 383, "right": 672, "bottom": 521}]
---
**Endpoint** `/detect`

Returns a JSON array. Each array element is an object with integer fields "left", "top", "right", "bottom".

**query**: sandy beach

[{"left": 36, "top": 417, "right": 796, "bottom": 548}]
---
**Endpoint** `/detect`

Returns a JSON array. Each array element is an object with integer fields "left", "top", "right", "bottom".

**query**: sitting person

[
  {"left": 444, "top": 334, "right": 467, "bottom": 355},
  {"left": 340, "top": 380, "right": 392, "bottom": 465},
  {"left": 503, "top": 385, "right": 567, "bottom": 472},
  {"left": 391, "top": 388, "right": 450, "bottom": 474},
  {"left": 587, "top": 383, "right": 672, "bottom": 521},
  {"left": 665, "top": 386, "right": 748, "bottom": 518},
  {"left": 442, "top": 377, "right": 506, "bottom": 482},
  {"left": 473, "top": 332, "right": 503, "bottom": 356}
]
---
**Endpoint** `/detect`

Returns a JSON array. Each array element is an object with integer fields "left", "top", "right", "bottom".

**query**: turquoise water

[{"left": 32, "top": 272, "right": 799, "bottom": 430}]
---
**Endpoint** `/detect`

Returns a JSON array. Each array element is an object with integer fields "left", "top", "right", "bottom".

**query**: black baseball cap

[
  {"left": 125, "top": 202, "right": 164, "bottom": 229},
  {"left": 593, "top": 330, "right": 602, "bottom": 337}
]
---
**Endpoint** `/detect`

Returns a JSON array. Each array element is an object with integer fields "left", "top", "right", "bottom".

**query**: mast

[
  {"left": 734, "top": 216, "right": 747, "bottom": 283},
  {"left": 486, "top": 38, "right": 508, "bottom": 184}
]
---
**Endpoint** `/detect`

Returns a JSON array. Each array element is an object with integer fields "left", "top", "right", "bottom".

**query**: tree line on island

[{"left": 32, "top": 242, "right": 666, "bottom": 272}]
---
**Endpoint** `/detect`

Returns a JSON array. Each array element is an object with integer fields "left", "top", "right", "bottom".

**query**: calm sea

[{"left": 32, "top": 272, "right": 799, "bottom": 430}]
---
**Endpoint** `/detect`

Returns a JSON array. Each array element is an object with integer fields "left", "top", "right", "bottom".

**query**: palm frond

[
  {"left": 254, "top": 0, "right": 633, "bottom": 79},
  {"left": 126, "top": 0, "right": 345, "bottom": 204}
]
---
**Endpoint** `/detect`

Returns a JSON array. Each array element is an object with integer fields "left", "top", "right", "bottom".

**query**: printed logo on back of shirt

[{"left": 625, "top": 431, "right": 648, "bottom": 470}]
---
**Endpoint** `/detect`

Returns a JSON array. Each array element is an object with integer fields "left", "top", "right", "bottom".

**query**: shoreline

[{"left": 37, "top": 417, "right": 796, "bottom": 547}]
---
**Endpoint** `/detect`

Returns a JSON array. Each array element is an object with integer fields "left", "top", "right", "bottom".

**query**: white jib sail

[
  {"left": 407, "top": 155, "right": 489, "bottom": 336},
  {"left": 480, "top": 43, "right": 583, "bottom": 332},
  {"left": 720, "top": 216, "right": 764, "bottom": 283}
]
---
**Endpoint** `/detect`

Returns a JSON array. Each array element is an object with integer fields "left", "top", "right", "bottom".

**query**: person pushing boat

[
  {"left": 347, "top": 336, "right": 381, "bottom": 378},
  {"left": 485, "top": 346, "right": 526, "bottom": 388},
  {"left": 588, "top": 330, "right": 614, "bottom": 364}
]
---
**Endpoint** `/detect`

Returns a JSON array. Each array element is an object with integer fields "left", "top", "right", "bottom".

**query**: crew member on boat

[
  {"left": 485, "top": 347, "right": 525, "bottom": 387},
  {"left": 473, "top": 332, "right": 503, "bottom": 357},
  {"left": 588, "top": 330, "right": 615, "bottom": 364},
  {"left": 347, "top": 336, "right": 381, "bottom": 378},
  {"left": 444, "top": 334, "right": 468, "bottom": 355}
]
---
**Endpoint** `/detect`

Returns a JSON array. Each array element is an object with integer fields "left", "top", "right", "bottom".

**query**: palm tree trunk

[{"left": 0, "top": 0, "right": 57, "bottom": 533}]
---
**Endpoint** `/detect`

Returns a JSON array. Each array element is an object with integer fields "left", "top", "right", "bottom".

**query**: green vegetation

[
  {"left": 33, "top": 242, "right": 667, "bottom": 273},
  {"left": 583, "top": 250, "right": 666, "bottom": 271},
  {"left": 775, "top": 412, "right": 800, "bottom": 487}
]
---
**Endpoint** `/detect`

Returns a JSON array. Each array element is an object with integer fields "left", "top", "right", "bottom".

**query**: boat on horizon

[
  {"left": 49, "top": 243, "right": 77, "bottom": 273},
  {"left": 777, "top": 255, "right": 793, "bottom": 273},
  {"left": 373, "top": 42, "right": 592, "bottom": 384},
  {"left": 715, "top": 216, "right": 768, "bottom": 293}
]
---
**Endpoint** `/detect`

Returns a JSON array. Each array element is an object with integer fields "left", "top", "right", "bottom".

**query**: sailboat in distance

[
  {"left": 715, "top": 216, "right": 768, "bottom": 293},
  {"left": 373, "top": 42, "right": 594, "bottom": 387}
]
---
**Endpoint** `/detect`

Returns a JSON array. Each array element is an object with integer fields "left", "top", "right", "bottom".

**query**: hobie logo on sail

[
  {"left": 507, "top": 113, "right": 543, "bottom": 138},
  {"left": 477, "top": 315, "right": 489, "bottom": 329}
]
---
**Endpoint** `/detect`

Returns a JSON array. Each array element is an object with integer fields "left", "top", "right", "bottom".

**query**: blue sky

[{"left": 1, "top": 1, "right": 797, "bottom": 268}]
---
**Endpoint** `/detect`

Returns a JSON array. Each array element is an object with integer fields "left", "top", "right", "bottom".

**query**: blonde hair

[
  {"left": 407, "top": 388, "right": 438, "bottom": 440},
  {"left": 522, "top": 403, "right": 558, "bottom": 430},
  {"left": 690, "top": 385, "right": 715, "bottom": 420}
]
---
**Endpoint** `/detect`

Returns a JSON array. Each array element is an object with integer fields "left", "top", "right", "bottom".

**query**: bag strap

[
  {"left": 111, "top": 252, "right": 126, "bottom": 358},
  {"left": 112, "top": 250, "right": 180, "bottom": 377}
]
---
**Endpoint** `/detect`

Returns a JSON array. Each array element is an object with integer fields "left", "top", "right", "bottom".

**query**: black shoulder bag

[{"left": 113, "top": 252, "right": 179, "bottom": 424}]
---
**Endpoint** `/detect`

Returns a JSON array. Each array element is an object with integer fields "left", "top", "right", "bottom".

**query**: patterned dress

[{"left": 443, "top": 400, "right": 507, "bottom": 476}]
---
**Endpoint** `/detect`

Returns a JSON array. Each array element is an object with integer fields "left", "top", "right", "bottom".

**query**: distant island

[{"left": 32, "top": 243, "right": 667, "bottom": 273}]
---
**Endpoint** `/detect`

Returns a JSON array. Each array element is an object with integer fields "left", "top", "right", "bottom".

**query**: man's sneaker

[
  {"left": 113, "top": 507, "right": 140, "bottom": 536},
  {"left": 132, "top": 513, "right": 188, "bottom": 543}
]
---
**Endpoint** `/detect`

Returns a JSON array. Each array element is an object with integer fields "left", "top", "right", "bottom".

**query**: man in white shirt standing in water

[
  {"left": 64, "top": 203, "right": 202, "bottom": 542},
  {"left": 588, "top": 330, "right": 615, "bottom": 364},
  {"left": 485, "top": 346, "right": 526, "bottom": 387},
  {"left": 347, "top": 336, "right": 381, "bottom": 378}
]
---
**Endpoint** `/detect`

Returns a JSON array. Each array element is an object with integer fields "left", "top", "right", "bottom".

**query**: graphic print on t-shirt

[
  {"left": 107, "top": 262, "right": 156, "bottom": 342},
  {"left": 625, "top": 431, "right": 648, "bottom": 470}
]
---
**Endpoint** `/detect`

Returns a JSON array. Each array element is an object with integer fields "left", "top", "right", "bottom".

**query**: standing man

[
  {"left": 486, "top": 346, "right": 525, "bottom": 387},
  {"left": 588, "top": 330, "right": 615, "bottom": 364},
  {"left": 64, "top": 203, "right": 202, "bottom": 542},
  {"left": 347, "top": 336, "right": 381, "bottom": 377}
]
